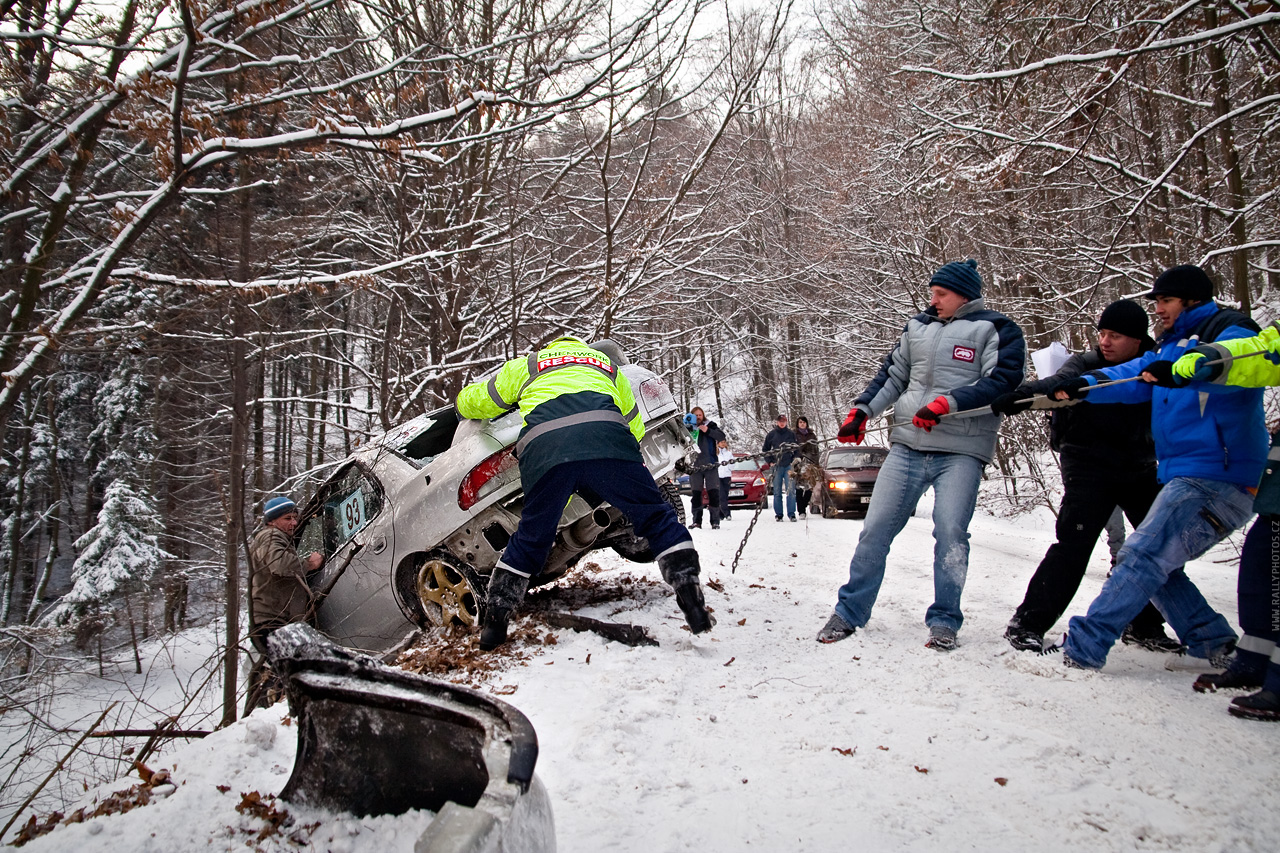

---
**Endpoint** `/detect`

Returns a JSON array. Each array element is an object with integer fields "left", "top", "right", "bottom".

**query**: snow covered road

[
  {"left": 20, "top": 501, "right": 1280, "bottom": 852},
  {"left": 512, "top": 503, "right": 1278, "bottom": 852}
]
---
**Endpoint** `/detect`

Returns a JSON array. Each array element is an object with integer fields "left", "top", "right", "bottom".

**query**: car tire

[{"left": 395, "top": 552, "right": 487, "bottom": 628}]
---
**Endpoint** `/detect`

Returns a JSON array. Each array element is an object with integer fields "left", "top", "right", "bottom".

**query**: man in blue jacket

[
  {"left": 817, "top": 260, "right": 1025, "bottom": 650},
  {"left": 1049, "top": 265, "right": 1266, "bottom": 670}
]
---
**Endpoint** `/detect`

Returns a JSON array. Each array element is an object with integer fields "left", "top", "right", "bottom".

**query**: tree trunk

[
  {"left": 220, "top": 163, "right": 253, "bottom": 728},
  {"left": 1204, "top": 6, "right": 1251, "bottom": 313}
]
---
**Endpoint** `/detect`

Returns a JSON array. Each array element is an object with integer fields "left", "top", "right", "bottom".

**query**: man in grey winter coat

[{"left": 817, "top": 260, "right": 1025, "bottom": 650}]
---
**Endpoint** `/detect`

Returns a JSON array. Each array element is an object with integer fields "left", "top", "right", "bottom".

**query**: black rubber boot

[
  {"left": 478, "top": 566, "right": 530, "bottom": 651},
  {"left": 658, "top": 547, "right": 713, "bottom": 634},
  {"left": 479, "top": 608, "right": 511, "bottom": 651}
]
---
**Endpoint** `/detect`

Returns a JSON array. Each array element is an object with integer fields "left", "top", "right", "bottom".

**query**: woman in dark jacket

[{"left": 793, "top": 417, "right": 820, "bottom": 519}]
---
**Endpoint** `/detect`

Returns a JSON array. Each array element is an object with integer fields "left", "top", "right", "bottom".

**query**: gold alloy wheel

[{"left": 416, "top": 559, "right": 479, "bottom": 627}]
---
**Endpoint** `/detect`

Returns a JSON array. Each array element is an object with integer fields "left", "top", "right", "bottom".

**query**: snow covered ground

[{"left": 17, "top": 497, "right": 1280, "bottom": 852}]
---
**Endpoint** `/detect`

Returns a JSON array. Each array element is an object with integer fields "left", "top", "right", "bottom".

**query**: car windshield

[
  {"left": 730, "top": 458, "right": 760, "bottom": 471},
  {"left": 296, "top": 464, "right": 384, "bottom": 560},
  {"left": 826, "top": 449, "right": 886, "bottom": 469}
]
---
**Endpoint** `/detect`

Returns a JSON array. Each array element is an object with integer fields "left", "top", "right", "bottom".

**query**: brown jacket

[{"left": 249, "top": 526, "right": 313, "bottom": 630}]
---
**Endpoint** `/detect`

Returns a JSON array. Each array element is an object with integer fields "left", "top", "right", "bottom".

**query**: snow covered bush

[{"left": 45, "top": 479, "right": 170, "bottom": 627}]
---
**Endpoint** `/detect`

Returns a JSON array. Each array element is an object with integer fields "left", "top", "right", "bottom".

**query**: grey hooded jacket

[{"left": 854, "top": 297, "right": 1026, "bottom": 463}]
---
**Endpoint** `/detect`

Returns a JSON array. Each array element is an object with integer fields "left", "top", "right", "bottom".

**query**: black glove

[
  {"left": 990, "top": 391, "right": 1033, "bottom": 416},
  {"left": 1048, "top": 375, "right": 1092, "bottom": 400},
  {"left": 1140, "top": 360, "right": 1189, "bottom": 388}
]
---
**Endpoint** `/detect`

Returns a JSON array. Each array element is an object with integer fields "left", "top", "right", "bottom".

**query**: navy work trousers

[{"left": 501, "top": 458, "right": 691, "bottom": 579}]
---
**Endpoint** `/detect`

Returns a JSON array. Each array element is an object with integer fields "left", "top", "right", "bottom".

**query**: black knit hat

[
  {"left": 1097, "top": 299, "right": 1151, "bottom": 342},
  {"left": 1143, "top": 264, "right": 1214, "bottom": 302},
  {"left": 930, "top": 259, "right": 983, "bottom": 301}
]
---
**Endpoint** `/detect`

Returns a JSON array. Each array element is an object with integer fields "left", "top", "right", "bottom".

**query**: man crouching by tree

[
  {"left": 456, "top": 336, "right": 713, "bottom": 651},
  {"left": 245, "top": 496, "right": 323, "bottom": 711},
  {"left": 816, "top": 260, "right": 1025, "bottom": 651}
]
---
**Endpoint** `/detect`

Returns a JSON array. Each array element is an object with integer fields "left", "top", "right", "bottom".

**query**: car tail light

[
  {"left": 638, "top": 377, "right": 674, "bottom": 411},
  {"left": 458, "top": 446, "right": 519, "bottom": 510}
]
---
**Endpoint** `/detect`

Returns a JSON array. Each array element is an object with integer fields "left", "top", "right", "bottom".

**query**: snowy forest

[{"left": 2, "top": 0, "right": 1279, "bottom": 836}]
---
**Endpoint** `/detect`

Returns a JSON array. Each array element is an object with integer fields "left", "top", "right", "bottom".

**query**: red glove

[
  {"left": 837, "top": 409, "right": 868, "bottom": 444},
  {"left": 912, "top": 396, "right": 950, "bottom": 432}
]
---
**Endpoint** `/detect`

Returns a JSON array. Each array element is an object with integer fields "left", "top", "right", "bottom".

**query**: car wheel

[{"left": 397, "top": 553, "right": 484, "bottom": 628}]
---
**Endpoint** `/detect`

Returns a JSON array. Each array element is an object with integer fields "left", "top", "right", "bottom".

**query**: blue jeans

[
  {"left": 1064, "top": 477, "right": 1251, "bottom": 668},
  {"left": 834, "top": 445, "right": 983, "bottom": 632},
  {"left": 773, "top": 467, "right": 796, "bottom": 519}
]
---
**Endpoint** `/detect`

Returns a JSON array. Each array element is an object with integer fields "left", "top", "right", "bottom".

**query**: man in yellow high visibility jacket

[{"left": 457, "top": 336, "right": 711, "bottom": 649}]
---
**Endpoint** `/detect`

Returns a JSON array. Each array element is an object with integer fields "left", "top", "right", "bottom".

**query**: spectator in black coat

[
  {"left": 993, "top": 299, "right": 1179, "bottom": 653},
  {"left": 762, "top": 413, "right": 798, "bottom": 521},
  {"left": 689, "top": 407, "right": 726, "bottom": 528}
]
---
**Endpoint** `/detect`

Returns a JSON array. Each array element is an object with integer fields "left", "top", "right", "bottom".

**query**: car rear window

[{"left": 398, "top": 409, "right": 461, "bottom": 464}]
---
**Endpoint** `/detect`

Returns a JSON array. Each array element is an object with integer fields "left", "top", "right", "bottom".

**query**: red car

[{"left": 679, "top": 453, "right": 768, "bottom": 507}]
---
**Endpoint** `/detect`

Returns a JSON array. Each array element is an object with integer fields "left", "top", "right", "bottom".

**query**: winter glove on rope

[
  {"left": 990, "top": 390, "right": 1033, "bottom": 416},
  {"left": 1140, "top": 360, "right": 1189, "bottom": 388},
  {"left": 1172, "top": 346, "right": 1222, "bottom": 383},
  {"left": 1049, "top": 375, "right": 1093, "bottom": 400},
  {"left": 836, "top": 408, "right": 868, "bottom": 444},
  {"left": 911, "top": 396, "right": 949, "bottom": 432}
]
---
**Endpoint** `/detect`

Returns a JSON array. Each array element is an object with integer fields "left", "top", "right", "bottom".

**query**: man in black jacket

[
  {"left": 762, "top": 413, "right": 798, "bottom": 521},
  {"left": 993, "top": 300, "right": 1179, "bottom": 653},
  {"left": 688, "top": 406, "right": 726, "bottom": 529}
]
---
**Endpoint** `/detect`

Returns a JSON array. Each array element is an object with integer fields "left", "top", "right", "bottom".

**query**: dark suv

[{"left": 822, "top": 446, "right": 889, "bottom": 517}]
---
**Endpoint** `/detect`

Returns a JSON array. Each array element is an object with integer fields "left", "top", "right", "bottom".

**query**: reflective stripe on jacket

[{"left": 456, "top": 337, "right": 645, "bottom": 486}]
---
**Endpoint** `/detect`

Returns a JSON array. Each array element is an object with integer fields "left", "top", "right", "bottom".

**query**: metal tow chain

[{"left": 730, "top": 484, "right": 768, "bottom": 575}]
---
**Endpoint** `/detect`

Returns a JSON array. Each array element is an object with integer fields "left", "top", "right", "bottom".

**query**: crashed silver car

[{"left": 296, "top": 352, "right": 689, "bottom": 653}]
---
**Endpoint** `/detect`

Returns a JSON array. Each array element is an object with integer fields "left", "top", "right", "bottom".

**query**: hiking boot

[
  {"left": 1228, "top": 690, "right": 1280, "bottom": 722},
  {"left": 789, "top": 515, "right": 797, "bottom": 522},
  {"left": 710, "top": 523, "right": 719, "bottom": 530},
  {"left": 1121, "top": 626, "right": 1184, "bottom": 654},
  {"left": 775, "top": 516, "right": 784, "bottom": 522},
  {"left": 688, "top": 522, "right": 702, "bottom": 529},
  {"left": 1004, "top": 624, "right": 1045, "bottom": 653},
  {"left": 925, "top": 625, "right": 957, "bottom": 651},
  {"left": 816, "top": 613, "right": 856, "bottom": 644},
  {"left": 1165, "top": 641, "right": 1236, "bottom": 672},
  {"left": 1193, "top": 657, "right": 1266, "bottom": 693}
]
